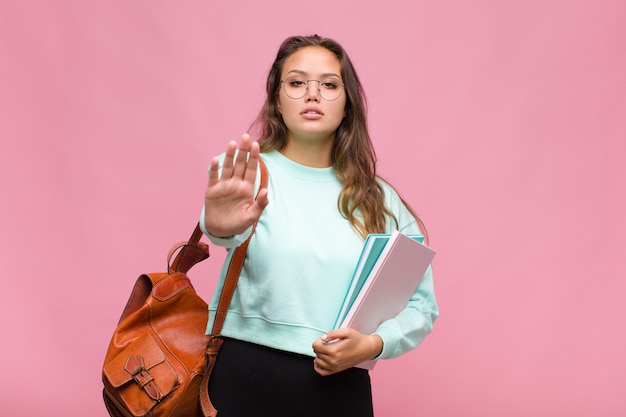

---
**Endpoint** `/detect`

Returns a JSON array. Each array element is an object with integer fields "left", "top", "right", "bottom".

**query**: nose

[{"left": 304, "top": 80, "right": 321, "bottom": 102}]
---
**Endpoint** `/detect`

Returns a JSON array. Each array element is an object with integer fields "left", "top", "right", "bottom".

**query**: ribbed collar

[{"left": 264, "top": 150, "right": 337, "bottom": 182}]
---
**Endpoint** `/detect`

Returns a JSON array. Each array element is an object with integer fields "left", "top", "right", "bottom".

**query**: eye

[
  {"left": 287, "top": 77, "right": 306, "bottom": 88},
  {"left": 321, "top": 79, "right": 340, "bottom": 90}
]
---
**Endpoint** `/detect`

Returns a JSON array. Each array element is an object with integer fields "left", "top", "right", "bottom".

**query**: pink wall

[{"left": 1, "top": 1, "right": 625, "bottom": 416}]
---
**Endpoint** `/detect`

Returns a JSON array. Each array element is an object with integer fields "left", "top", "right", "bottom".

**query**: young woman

[{"left": 201, "top": 35, "right": 438, "bottom": 417}]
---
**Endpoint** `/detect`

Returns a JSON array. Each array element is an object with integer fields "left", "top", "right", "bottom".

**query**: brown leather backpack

[{"left": 102, "top": 160, "right": 267, "bottom": 417}]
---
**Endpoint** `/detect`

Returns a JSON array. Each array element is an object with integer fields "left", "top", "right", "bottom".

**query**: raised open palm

[{"left": 203, "top": 134, "right": 269, "bottom": 238}]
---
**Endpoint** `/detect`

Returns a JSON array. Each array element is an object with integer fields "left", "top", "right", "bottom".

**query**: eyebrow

[{"left": 286, "top": 69, "right": 342, "bottom": 79}]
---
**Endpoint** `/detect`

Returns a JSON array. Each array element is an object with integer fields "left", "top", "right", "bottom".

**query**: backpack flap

[{"left": 103, "top": 333, "right": 179, "bottom": 416}]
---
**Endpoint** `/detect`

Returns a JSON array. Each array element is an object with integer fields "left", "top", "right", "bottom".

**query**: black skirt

[{"left": 208, "top": 337, "right": 374, "bottom": 417}]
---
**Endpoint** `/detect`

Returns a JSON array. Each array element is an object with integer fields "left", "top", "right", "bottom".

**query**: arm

[
  {"left": 311, "top": 266, "right": 437, "bottom": 376},
  {"left": 372, "top": 184, "right": 439, "bottom": 360},
  {"left": 372, "top": 265, "right": 438, "bottom": 359},
  {"left": 311, "top": 187, "right": 438, "bottom": 375}
]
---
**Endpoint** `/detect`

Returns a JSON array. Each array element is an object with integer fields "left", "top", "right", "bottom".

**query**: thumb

[
  {"left": 255, "top": 188, "right": 270, "bottom": 209},
  {"left": 322, "top": 328, "right": 350, "bottom": 342},
  {"left": 247, "top": 188, "right": 269, "bottom": 221}
]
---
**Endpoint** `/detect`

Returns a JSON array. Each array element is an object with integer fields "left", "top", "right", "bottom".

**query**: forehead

[{"left": 282, "top": 46, "right": 341, "bottom": 77}]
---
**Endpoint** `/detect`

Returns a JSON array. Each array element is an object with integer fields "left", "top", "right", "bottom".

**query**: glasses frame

[{"left": 280, "top": 76, "right": 345, "bottom": 101}]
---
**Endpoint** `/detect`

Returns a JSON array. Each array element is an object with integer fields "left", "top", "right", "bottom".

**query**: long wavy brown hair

[{"left": 250, "top": 35, "right": 428, "bottom": 243}]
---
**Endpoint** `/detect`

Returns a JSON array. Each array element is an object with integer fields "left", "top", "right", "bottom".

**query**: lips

[
  {"left": 300, "top": 107, "right": 324, "bottom": 120},
  {"left": 301, "top": 107, "right": 323, "bottom": 116}
]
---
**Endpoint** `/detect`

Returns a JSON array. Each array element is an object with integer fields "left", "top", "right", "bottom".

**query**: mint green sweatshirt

[{"left": 200, "top": 150, "right": 438, "bottom": 360}]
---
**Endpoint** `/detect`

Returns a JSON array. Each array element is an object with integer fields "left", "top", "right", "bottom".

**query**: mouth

[{"left": 301, "top": 108, "right": 324, "bottom": 116}]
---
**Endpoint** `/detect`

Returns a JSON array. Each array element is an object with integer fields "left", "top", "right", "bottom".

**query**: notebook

[{"left": 334, "top": 230, "right": 436, "bottom": 369}]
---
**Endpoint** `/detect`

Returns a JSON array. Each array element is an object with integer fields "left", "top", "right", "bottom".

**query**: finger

[
  {"left": 313, "top": 357, "right": 332, "bottom": 376},
  {"left": 207, "top": 157, "right": 220, "bottom": 187},
  {"left": 318, "top": 330, "right": 348, "bottom": 347},
  {"left": 221, "top": 141, "right": 238, "bottom": 179},
  {"left": 254, "top": 188, "right": 270, "bottom": 210},
  {"left": 243, "top": 142, "right": 260, "bottom": 185},
  {"left": 312, "top": 338, "right": 335, "bottom": 357},
  {"left": 245, "top": 190, "right": 269, "bottom": 225},
  {"left": 316, "top": 351, "right": 347, "bottom": 374},
  {"left": 325, "top": 328, "right": 351, "bottom": 341},
  {"left": 233, "top": 134, "right": 251, "bottom": 178}
]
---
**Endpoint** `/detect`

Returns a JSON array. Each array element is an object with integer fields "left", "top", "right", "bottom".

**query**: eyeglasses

[{"left": 280, "top": 76, "right": 345, "bottom": 101}]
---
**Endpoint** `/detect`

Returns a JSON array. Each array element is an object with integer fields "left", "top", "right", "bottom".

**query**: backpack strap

[{"left": 199, "top": 157, "right": 268, "bottom": 417}]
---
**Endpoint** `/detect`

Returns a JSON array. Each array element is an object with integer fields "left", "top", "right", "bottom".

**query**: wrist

[
  {"left": 203, "top": 222, "right": 235, "bottom": 239},
  {"left": 370, "top": 334, "right": 384, "bottom": 360}
]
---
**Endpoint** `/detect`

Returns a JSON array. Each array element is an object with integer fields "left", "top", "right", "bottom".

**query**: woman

[{"left": 201, "top": 34, "right": 438, "bottom": 416}]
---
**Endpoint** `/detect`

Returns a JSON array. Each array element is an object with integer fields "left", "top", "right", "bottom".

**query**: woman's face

[{"left": 276, "top": 46, "right": 347, "bottom": 146}]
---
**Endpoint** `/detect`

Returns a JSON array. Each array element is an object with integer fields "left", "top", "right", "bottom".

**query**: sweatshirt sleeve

[
  {"left": 374, "top": 264, "right": 438, "bottom": 359},
  {"left": 373, "top": 180, "right": 439, "bottom": 359},
  {"left": 199, "top": 205, "right": 253, "bottom": 248}
]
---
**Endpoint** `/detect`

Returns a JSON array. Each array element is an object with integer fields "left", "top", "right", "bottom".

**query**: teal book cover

[{"left": 333, "top": 233, "right": 424, "bottom": 329}]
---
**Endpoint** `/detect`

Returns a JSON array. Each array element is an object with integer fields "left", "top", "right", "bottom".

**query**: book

[{"left": 334, "top": 230, "right": 436, "bottom": 369}]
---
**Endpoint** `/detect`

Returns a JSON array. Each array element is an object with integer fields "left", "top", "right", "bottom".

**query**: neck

[{"left": 280, "top": 134, "right": 334, "bottom": 168}]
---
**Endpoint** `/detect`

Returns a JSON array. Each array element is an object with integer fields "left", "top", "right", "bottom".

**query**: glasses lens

[
  {"left": 283, "top": 76, "right": 307, "bottom": 99},
  {"left": 282, "top": 77, "right": 344, "bottom": 101},
  {"left": 318, "top": 78, "right": 343, "bottom": 101}
]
